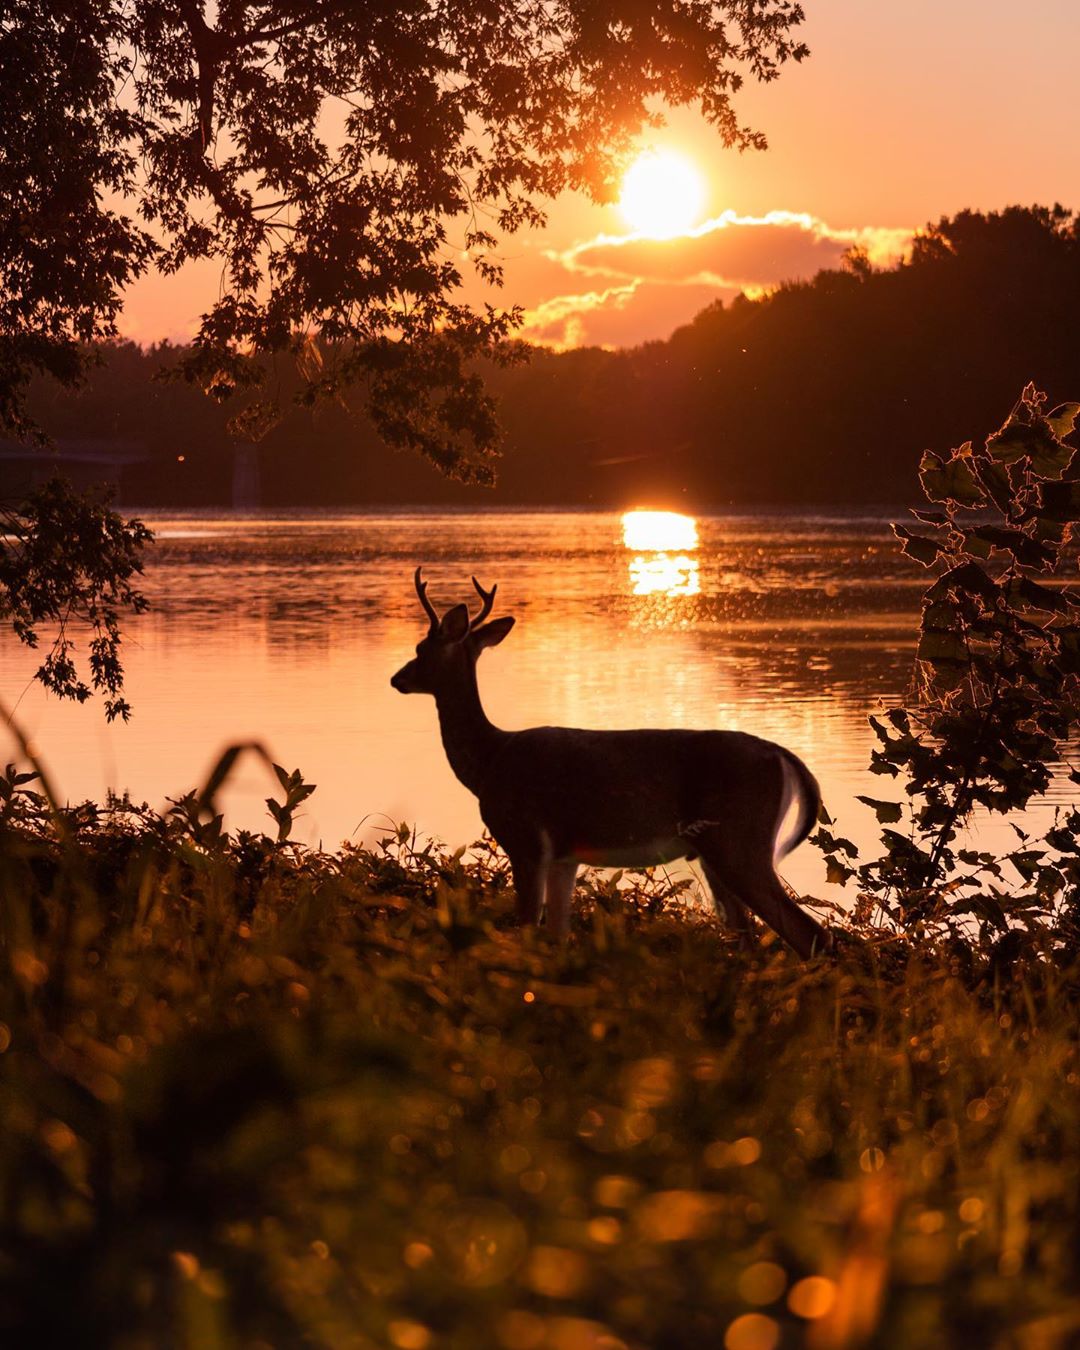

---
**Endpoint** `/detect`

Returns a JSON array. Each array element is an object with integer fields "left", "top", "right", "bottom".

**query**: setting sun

[
  {"left": 622, "top": 509, "right": 699, "bottom": 551},
  {"left": 619, "top": 151, "right": 705, "bottom": 239}
]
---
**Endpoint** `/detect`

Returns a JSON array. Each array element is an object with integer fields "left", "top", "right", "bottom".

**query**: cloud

[
  {"left": 518, "top": 283, "right": 640, "bottom": 349},
  {"left": 552, "top": 210, "right": 914, "bottom": 291},
  {"left": 511, "top": 209, "right": 914, "bottom": 348},
  {"left": 518, "top": 279, "right": 734, "bottom": 350}
]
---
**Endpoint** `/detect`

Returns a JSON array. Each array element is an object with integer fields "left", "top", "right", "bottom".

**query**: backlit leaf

[
  {"left": 1039, "top": 480, "right": 1080, "bottom": 522},
  {"left": 893, "top": 524, "right": 942, "bottom": 567},
  {"left": 919, "top": 449, "right": 984, "bottom": 506},
  {"left": 855, "top": 795, "right": 903, "bottom": 824},
  {"left": 1047, "top": 401, "right": 1080, "bottom": 440},
  {"left": 918, "top": 629, "right": 968, "bottom": 664}
]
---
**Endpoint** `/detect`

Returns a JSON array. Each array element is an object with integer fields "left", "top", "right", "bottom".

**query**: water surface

[{"left": 1, "top": 507, "right": 1044, "bottom": 897}]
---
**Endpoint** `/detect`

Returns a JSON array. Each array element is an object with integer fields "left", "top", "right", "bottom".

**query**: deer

[{"left": 390, "top": 568, "right": 831, "bottom": 958}]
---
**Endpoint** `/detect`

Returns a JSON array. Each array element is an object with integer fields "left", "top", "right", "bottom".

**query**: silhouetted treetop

[{"left": 1, "top": 0, "right": 808, "bottom": 480}]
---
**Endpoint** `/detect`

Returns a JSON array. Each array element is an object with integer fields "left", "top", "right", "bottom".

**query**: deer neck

[{"left": 434, "top": 664, "right": 507, "bottom": 796}]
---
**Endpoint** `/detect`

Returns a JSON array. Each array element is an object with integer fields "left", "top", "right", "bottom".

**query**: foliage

[
  {"left": 1, "top": 0, "right": 808, "bottom": 480},
  {"left": 0, "top": 478, "right": 152, "bottom": 721},
  {"left": 1, "top": 767, "right": 1080, "bottom": 1346},
  {"left": 814, "top": 385, "right": 1080, "bottom": 947},
  {"left": 0, "top": 1, "right": 156, "bottom": 443}
]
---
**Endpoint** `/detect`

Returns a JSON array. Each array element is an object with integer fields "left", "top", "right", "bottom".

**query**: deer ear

[
  {"left": 439, "top": 604, "right": 471, "bottom": 642},
  {"left": 472, "top": 616, "right": 515, "bottom": 649}
]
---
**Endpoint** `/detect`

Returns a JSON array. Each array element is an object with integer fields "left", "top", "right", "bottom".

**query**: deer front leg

[
  {"left": 545, "top": 859, "right": 579, "bottom": 938},
  {"left": 483, "top": 806, "right": 553, "bottom": 930},
  {"left": 508, "top": 853, "right": 547, "bottom": 926}
]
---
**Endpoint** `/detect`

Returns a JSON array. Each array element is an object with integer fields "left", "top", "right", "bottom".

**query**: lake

[{"left": 0, "top": 507, "right": 1054, "bottom": 898}]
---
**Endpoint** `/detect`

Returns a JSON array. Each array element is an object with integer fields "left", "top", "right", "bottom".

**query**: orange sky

[{"left": 118, "top": 0, "right": 1080, "bottom": 352}]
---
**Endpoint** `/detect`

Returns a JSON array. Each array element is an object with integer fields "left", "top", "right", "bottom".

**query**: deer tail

[{"left": 774, "top": 748, "right": 822, "bottom": 860}]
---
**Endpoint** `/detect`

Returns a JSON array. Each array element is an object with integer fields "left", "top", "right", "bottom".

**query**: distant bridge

[
  {"left": 0, "top": 438, "right": 149, "bottom": 501},
  {"left": 0, "top": 438, "right": 264, "bottom": 507}
]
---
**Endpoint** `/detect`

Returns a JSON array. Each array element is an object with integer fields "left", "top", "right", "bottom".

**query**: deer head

[{"left": 390, "top": 567, "right": 515, "bottom": 696}]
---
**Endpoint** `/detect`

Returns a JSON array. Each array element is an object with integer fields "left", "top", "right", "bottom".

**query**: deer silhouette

[{"left": 391, "top": 568, "right": 830, "bottom": 956}]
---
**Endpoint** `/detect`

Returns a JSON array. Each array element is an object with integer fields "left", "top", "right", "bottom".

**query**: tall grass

[{"left": 1, "top": 783, "right": 1078, "bottom": 1349}]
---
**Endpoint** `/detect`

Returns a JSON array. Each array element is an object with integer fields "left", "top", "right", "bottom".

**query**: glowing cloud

[
  {"left": 553, "top": 210, "right": 915, "bottom": 290},
  {"left": 518, "top": 283, "right": 640, "bottom": 349}
]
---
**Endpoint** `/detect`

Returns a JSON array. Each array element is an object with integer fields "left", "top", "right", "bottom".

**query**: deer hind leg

[
  {"left": 700, "top": 860, "right": 758, "bottom": 949},
  {"left": 693, "top": 827, "right": 829, "bottom": 959},
  {"left": 545, "top": 859, "right": 579, "bottom": 938}
]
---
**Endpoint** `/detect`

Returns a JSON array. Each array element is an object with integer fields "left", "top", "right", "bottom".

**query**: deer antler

[
  {"left": 414, "top": 566, "right": 439, "bottom": 634},
  {"left": 470, "top": 576, "right": 497, "bottom": 629}
]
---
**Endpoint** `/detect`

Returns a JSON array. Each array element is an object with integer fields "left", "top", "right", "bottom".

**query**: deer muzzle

[{"left": 390, "top": 661, "right": 422, "bottom": 694}]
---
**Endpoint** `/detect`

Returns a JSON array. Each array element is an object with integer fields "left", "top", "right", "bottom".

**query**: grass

[{"left": 1, "top": 802, "right": 1079, "bottom": 1350}]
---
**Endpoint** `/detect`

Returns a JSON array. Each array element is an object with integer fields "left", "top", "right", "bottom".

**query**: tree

[
  {"left": 2, "top": 0, "right": 807, "bottom": 480},
  {"left": 0, "top": 0, "right": 806, "bottom": 716}
]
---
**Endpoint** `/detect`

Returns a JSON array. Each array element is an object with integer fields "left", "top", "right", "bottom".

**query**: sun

[
  {"left": 621, "top": 510, "right": 698, "bottom": 552},
  {"left": 619, "top": 151, "right": 705, "bottom": 239}
]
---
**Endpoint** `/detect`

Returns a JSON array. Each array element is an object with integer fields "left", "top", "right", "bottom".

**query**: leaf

[
  {"left": 893, "top": 523, "right": 942, "bottom": 567},
  {"left": 825, "top": 858, "right": 854, "bottom": 886},
  {"left": 960, "top": 530, "right": 993, "bottom": 559},
  {"left": 986, "top": 403, "right": 1074, "bottom": 477},
  {"left": 1031, "top": 440, "right": 1075, "bottom": 479},
  {"left": 1005, "top": 576, "right": 1071, "bottom": 615},
  {"left": 968, "top": 525, "right": 1056, "bottom": 570},
  {"left": 955, "top": 893, "right": 1008, "bottom": 929},
  {"left": 1039, "top": 480, "right": 1080, "bottom": 522},
  {"left": 855, "top": 795, "right": 903, "bottom": 824},
  {"left": 1007, "top": 849, "right": 1046, "bottom": 882},
  {"left": 986, "top": 420, "right": 1047, "bottom": 465},
  {"left": 919, "top": 448, "right": 985, "bottom": 506},
  {"left": 868, "top": 715, "right": 891, "bottom": 745},
  {"left": 918, "top": 629, "right": 968, "bottom": 664},
  {"left": 974, "top": 458, "right": 1014, "bottom": 514},
  {"left": 1047, "top": 401, "right": 1080, "bottom": 440},
  {"left": 929, "top": 561, "right": 999, "bottom": 602},
  {"left": 1046, "top": 827, "right": 1080, "bottom": 854},
  {"left": 1034, "top": 515, "right": 1071, "bottom": 545},
  {"left": 1058, "top": 632, "right": 1080, "bottom": 676}
]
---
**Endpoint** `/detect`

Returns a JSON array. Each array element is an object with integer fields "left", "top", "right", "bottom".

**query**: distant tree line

[{"left": 22, "top": 205, "right": 1080, "bottom": 508}]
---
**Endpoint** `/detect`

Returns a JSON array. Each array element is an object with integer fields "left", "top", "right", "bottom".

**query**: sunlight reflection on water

[
  {"left": 0, "top": 507, "right": 1064, "bottom": 900},
  {"left": 628, "top": 554, "right": 701, "bottom": 596},
  {"left": 623, "top": 510, "right": 701, "bottom": 597}
]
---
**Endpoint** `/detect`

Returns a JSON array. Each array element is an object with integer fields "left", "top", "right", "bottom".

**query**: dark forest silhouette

[{"left": 21, "top": 204, "right": 1080, "bottom": 507}]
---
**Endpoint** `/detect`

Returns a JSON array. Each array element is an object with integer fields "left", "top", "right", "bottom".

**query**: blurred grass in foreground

[{"left": 1, "top": 793, "right": 1079, "bottom": 1350}]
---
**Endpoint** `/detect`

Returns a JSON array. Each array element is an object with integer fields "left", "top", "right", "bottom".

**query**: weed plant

[{"left": 1, "top": 784, "right": 1078, "bottom": 1349}]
